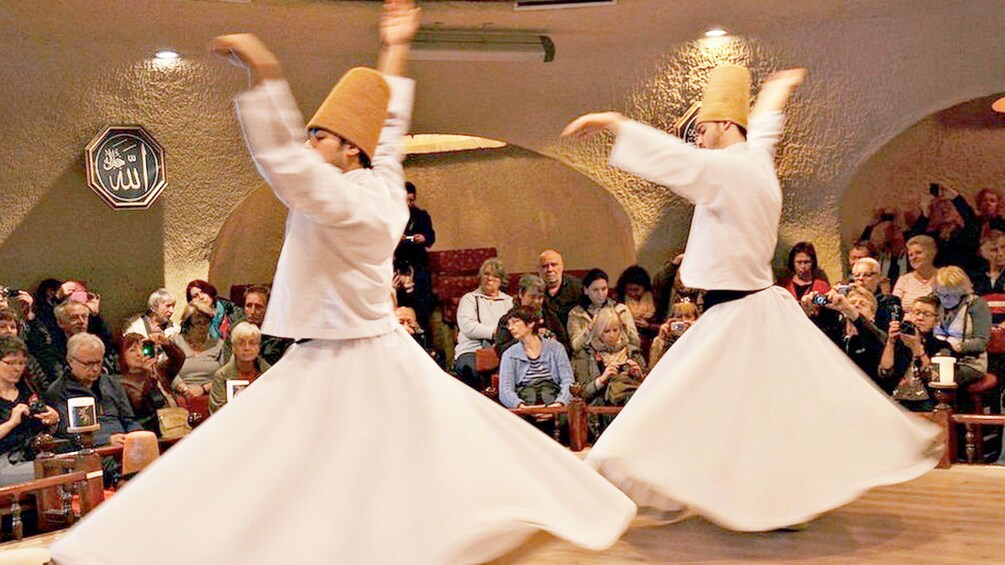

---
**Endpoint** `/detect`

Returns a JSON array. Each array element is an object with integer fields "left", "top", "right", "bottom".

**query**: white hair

[
  {"left": 147, "top": 288, "right": 175, "bottom": 310},
  {"left": 66, "top": 332, "right": 104, "bottom": 360},
  {"left": 852, "top": 257, "right": 881, "bottom": 273}
]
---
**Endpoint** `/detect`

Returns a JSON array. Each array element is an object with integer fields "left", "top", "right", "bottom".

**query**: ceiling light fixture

[
  {"left": 412, "top": 30, "right": 555, "bottom": 63},
  {"left": 154, "top": 49, "right": 180, "bottom": 60},
  {"left": 993, "top": 96, "right": 1005, "bottom": 114},
  {"left": 704, "top": 28, "right": 728, "bottom": 38}
]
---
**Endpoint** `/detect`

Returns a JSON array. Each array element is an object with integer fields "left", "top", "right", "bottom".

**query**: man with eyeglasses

[
  {"left": 851, "top": 257, "right": 902, "bottom": 331},
  {"left": 45, "top": 333, "right": 142, "bottom": 447}
]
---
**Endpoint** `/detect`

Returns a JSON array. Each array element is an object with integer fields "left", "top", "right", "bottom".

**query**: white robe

[
  {"left": 586, "top": 112, "right": 941, "bottom": 531},
  {"left": 50, "top": 76, "right": 635, "bottom": 564}
]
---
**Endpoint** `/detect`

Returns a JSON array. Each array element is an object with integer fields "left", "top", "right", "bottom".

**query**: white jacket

[{"left": 234, "top": 76, "right": 415, "bottom": 340}]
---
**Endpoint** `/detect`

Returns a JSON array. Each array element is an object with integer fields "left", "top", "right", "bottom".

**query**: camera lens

[{"left": 812, "top": 294, "right": 830, "bottom": 306}]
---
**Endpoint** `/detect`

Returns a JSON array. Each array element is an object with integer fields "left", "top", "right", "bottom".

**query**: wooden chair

[
  {"left": 963, "top": 372, "right": 999, "bottom": 461},
  {"left": 0, "top": 471, "right": 90, "bottom": 542}
]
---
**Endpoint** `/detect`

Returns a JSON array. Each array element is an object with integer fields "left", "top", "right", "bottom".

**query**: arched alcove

[
  {"left": 841, "top": 93, "right": 1005, "bottom": 254},
  {"left": 208, "top": 141, "right": 637, "bottom": 294}
]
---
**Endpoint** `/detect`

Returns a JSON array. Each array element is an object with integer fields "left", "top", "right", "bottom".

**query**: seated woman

[
  {"left": 494, "top": 274, "right": 569, "bottom": 356},
  {"left": 578, "top": 307, "right": 646, "bottom": 438},
  {"left": 0, "top": 336, "right": 60, "bottom": 486},
  {"left": 209, "top": 322, "right": 271, "bottom": 413},
  {"left": 117, "top": 332, "right": 185, "bottom": 435},
  {"left": 0, "top": 307, "right": 49, "bottom": 392},
  {"left": 906, "top": 185, "right": 981, "bottom": 271},
  {"left": 567, "top": 269, "right": 639, "bottom": 365},
  {"left": 970, "top": 230, "right": 1005, "bottom": 296},
  {"left": 649, "top": 299, "right": 700, "bottom": 368},
  {"left": 930, "top": 266, "right": 991, "bottom": 391},
  {"left": 498, "top": 307, "right": 573, "bottom": 411},
  {"left": 171, "top": 306, "right": 225, "bottom": 399},
  {"left": 615, "top": 265, "right": 659, "bottom": 340},
  {"left": 893, "top": 235, "right": 940, "bottom": 312},
  {"left": 777, "top": 241, "right": 830, "bottom": 300},
  {"left": 453, "top": 258, "right": 513, "bottom": 390},
  {"left": 879, "top": 295, "right": 943, "bottom": 411},
  {"left": 186, "top": 280, "right": 242, "bottom": 341}
]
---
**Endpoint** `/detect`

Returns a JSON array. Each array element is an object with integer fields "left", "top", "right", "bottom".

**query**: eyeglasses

[
  {"left": 852, "top": 272, "right": 879, "bottom": 278},
  {"left": 909, "top": 309, "right": 937, "bottom": 319},
  {"left": 70, "top": 356, "right": 104, "bottom": 370},
  {"left": 0, "top": 358, "right": 27, "bottom": 368}
]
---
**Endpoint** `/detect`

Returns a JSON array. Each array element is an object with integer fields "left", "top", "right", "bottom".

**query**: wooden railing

[{"left": 0, "top": 471, "right": 89, "bottom": 541}]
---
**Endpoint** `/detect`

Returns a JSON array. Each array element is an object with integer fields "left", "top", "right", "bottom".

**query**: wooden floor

[
  {"left": 4, "top": 466, "right": 1002, "bottom": 563},
  {"left": 491, "top": 465, "right": 1005, "bottom": 565}
]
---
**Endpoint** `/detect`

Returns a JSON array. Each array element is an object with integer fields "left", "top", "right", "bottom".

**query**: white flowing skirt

[
  {"left": 51, "top": 328, "right": 635, "bottom": 564},
  {"left": 587, "top": 286, "right": 940, "bottom": 532}
]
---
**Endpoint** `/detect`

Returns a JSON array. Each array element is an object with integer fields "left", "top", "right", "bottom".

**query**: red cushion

[{"left": 967, "top": 373, "right": 998, "bottom": 395}]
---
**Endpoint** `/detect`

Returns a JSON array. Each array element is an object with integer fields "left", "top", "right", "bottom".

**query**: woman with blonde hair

[
  {"left": 579, "top": 307, "right": 646, "bottom": 407},
  {"left": 649, "top": 300, "right": 699, "bottom": 368},
  {"left": 893, "top": 235, "right": 939, "bottom": 310},
  {"left": 931, "top": 266, "right": 991, "bottom": 388}
]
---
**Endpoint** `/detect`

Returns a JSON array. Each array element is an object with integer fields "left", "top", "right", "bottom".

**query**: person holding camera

[
  {"left": 803, "top": 285, "right": 888, "bottom": 387},
  {"left": 906, "top": 184, "right": 981, "bottom": 271},
  {"left": 393, "top": 182, "right": 436, "bottom": 326},
  {"left": 0, "top": 336, "right": 60, "bottom": 486},
  {"left": 578, "top": 307, "right": 646, "bottom": 438},
  {"left": 879, "top": 294, "right": 942, "bottom": 410},
  {"left": 648, "top": 299, "right": 699, "bottom": 368},
  {"left": 117, "top": 332, "right": 185, "bottom": 434},
  {"left": 850, "top": 257, "right": 902, "bottom": 331}
]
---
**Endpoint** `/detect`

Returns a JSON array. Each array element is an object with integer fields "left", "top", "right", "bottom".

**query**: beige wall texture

[
  {"left": 209, "top": 146, "right": 636, "bottom": 294},
  {"left": 1, "top": 1, "right": 1003, "bottom": 325}
]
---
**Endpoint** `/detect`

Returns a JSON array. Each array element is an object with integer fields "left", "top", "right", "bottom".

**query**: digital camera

[{"left": 899, "top": 320, "right": 917, "bottom": 336}]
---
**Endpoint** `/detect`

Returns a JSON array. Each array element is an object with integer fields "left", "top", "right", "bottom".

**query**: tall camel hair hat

[
  {"left": 306, "top": 67, "right": 390, "bottom": 162},
  {"left": 695, "top": 64, "right": 751, "bottom": 129}
]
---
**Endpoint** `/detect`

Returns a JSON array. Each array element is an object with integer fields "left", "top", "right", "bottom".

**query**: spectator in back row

[
  {"left": 616, "top": 265, "right": 659, "bottom": 340},
  {"left": 27, "top": 300, "right": 116, "bottom": 391},
  {"left": 0, "top": 308, "right": 47, "bottom": 393},
  {"left": 185, "top": 280, "right": 242, "bottom": 341},
  {"left": 974, "top": 187, "right": 1005, "bottom": 237},
  {"left": 970, "top": 231, "right": 1005, "bottom": 296},
  {"left": 907, "top": 185, "right": 980, "bottom": 271},
  {"left": 893, "top": 235, "right": 938, "bottom": 311},
  {"left": 393, "top": 181, "right": 436, "bottom": 325},
  {"left": 454, "top": 258, "right": 513, "bottom": 390},
  {"left": 538, "top": 249, "right": 582, "bottom": 328},
  {"left": 567, "top": 269, "right": 639, "bottom": 363},
  {"left": 122, "top": 288, "right": 178, "bottom": 341},
  {"left": 47, "top": 333, "right": 142, "bottom": 447},
  {"left": 495, "top": 274, "right": 569, "bottom": 357},
  {"left": 171, "top": 307, "right": 225, "bottom": 398},
  {"left": 777, "top": 241, "right": 830, "bottom": 300}
]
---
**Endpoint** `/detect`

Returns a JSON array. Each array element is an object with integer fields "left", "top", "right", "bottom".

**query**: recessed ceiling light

[
  {"left": 154, "top": 49, "right": 180, "bottom": 60},
  {"left": 704, "top": 28, "right": 728, "bottom": 38},
  {"left": 993, "top": 96, "right": 1005, "bottom": 114}
]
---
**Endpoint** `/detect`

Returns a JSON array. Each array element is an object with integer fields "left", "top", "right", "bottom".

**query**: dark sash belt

[{"left": 703, "top": 287, "right": 771, "bottom": 311}]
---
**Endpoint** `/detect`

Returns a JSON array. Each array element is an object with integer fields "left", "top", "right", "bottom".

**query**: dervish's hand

[
  {"left": 561, "top": 112, "right": 626, "bottom": 140},
  {"left": 380, "top": 0, "right": 421, "bottom": 47},
  {"left": 209, "top": 33, "right": 283, "bottom": 86}
]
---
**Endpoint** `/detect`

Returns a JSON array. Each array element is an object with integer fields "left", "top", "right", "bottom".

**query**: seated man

[
  {"left": 494, "top": 274, "right": 569, "bottom": 356},
  {"left": 538, "top": 249, "right": 583, "bottom": 329},
  {"left": 46, "top": 333, "right": 142, "bottom": 446},
  {"left": 27, "top": 300, "right": 117, "bottom": 390},
  {"left": 396, "top": 305, "right": 438, "bottom": 363},
  {"left": 209, "top": 322, "right": 271, "bottom": 413},
  {"left": 122, "top": 288, "right": 179, "bottom": 341},
  {"left": 221, "top": 286, "right": 292, "bottom": 366}
]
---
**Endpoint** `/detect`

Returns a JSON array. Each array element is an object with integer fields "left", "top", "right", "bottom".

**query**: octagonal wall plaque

[
  {"left": 85, "top": 125, "right": 167, "bottom": 209},
  {"left": 674, "top": 101, "right": 701, "bottom": 145}
]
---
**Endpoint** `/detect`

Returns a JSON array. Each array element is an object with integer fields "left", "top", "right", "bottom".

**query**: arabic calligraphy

[{"left": 94, "top": 134, "right": 158, "bottom": 199}]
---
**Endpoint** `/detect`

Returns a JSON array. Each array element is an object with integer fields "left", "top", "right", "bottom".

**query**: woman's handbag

[{"left": 156, "top": 407, "right": 192, "bottom": 440}]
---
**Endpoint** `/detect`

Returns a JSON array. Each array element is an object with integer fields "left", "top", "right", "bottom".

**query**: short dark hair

[
  {"left": 615, "top": 265, "right": 652, "bottom": 301},
  {"left": 579, "top": 268, "right": 609, "bottom": 309},
  {"left": 787, "top": 242, "right": 819, "bottom": 273},
  {"left": 0, "top": 336, "right": 27, "bottom": 359},
  {"left": 243, "top": 285, "right": 271, "bottom": 305},
  {"left": 405, "top": 182, "right": 416, "bottom": 195},
  {"left": 186, "top": 280, "right": 218, "bottom": 303},
  {"left": 0, "top": 307, "right": 20, "bottom": 324},
  {"left": 508, "top": 306, "right": 540, "bottom": 330},
  {"left": 915, "top": 293, "right": 940, "bottom": 310}
]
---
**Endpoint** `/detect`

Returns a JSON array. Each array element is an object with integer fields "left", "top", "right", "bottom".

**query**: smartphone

[{"left": 929, "top": 182, "right": 941, "bottom": 197}]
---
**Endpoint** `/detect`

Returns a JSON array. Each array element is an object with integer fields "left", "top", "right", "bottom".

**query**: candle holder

[
  {"left": 929, "top": 381, "right": 959, "bottom": 412},
  {"left": 70, "top": 430, "right": 97, "bottom": 455}
]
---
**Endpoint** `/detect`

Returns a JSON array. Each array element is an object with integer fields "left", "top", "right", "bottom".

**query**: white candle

[
  {"left": 66, "top": 397, "right": 100, "bottom": 433},
  {"left": 930, "top": 355, "right": 956, "bottom": 385}
]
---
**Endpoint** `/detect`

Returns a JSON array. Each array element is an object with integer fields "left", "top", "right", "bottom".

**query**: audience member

[
  {"left": 860, "top": 208, "right": 908, "bottom": 291},
  {"left": 651, "top": 251, "right": 684, "bottom": 322},
  {"left": 845, "top": 241, "right": 876, "bottom": 281},
  {"left": 970, "top": 231, "right": 1005, "bottom": 296},
  {"left": 804, "top": 286, "right": 887, "bottom": 387},
  {"left": 185, "top": 280, "right": 242, "bottom": 341},
  {"left": 117, "top": 333, "right": 184, "bottom": 435},
  {"left": 47, "top": 333, "right": 142, "bottom": 447},
  {"left": 880, "top": 295, "right": 942, "bottom": 411},
  {"left": 0, "top": 308, "right": 48, "bottom": 392},
  {"left": 906, "top": 186, "right": 980, "bottom": 270},
  {"left": 974, "top": 187, "right": 1005, "bottom": 237},
  {"left": 498, "top": 307, "right": 573, "bottom": 410},
  {"left": 495, "top": 274, "right": 569, "bottom": 356},
  {"left": 649, "top": 300, "right": 699, "bottom": 368},
  {"left": 777, "top": 242, "right": 830, "bottom": 300},
  {"left": 568, "top": 269, "right": 639, "bottom": 361},
  {"left": 930, "top": 266, "right": 990, "bottom": 390},
  {"left": 26, "top": 300, "right": 116, "bottom": 390},
  {"left": 122, "top": 288, "right": 178, "bottom": 341},
  {"left": 171, "top": 306, "right": 225, "bottom": 398},
  {"left": 0, "top": 336, "right": 60, "bottom": 485},
  {"left": 31, "top": 279, "right": 62, "bottom": 338},
  {"left": 851, "top": 257, "right": 901, "bottom": 330},
  {"left": 538, "top": 249, "right": 583, "bottom": 328},
  {"left": 577, "top": 307, "right": 645, "bottom": 435},
  {"left": 393, "top": 182, "right": 436, "bottom": 325},
  {"left": 893, "top": 235, "right": 939, "bottom": 311},
  {"left": 221, "top": 286, "right": 292, "bottom": 366},
  {"left": 454, "top": 258, "right": 513, "bottom": 390},
  {"left": 0, "top": 286, "right": 34, "bottom": 325},
  {"left": 615, "top": 265, "right": 660, "bottom": 342},
  {"left": 209, "top": 322, "right": 271, "bottom": 413}
]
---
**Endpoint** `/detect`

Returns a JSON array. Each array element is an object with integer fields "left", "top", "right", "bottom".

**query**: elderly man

[
  {"left": 26, "top": 301, "right": 97, "bottom": 389},
  {"left": 538, "top": 249, "right": 582, "bottom": 328},
  {"left": 221, "top": 286, "right": 292, "bottom": 366},
  {"left": 46, "top": 333, "right": 142, "bottom": 447},
  {"left": 123, "top": 288, "right": 178, "bottom": 340},
  {"left": 494, "top": 274, "right": 570, "bottom": 356},
  {"left": 851, "top": 257, "right": 902, "bottom": 330}
]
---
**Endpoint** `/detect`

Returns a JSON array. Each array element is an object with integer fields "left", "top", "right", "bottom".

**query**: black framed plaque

[
  {"left": 674, "top": 101, "right": 702, "bottom": 145},
  {"left": 85, "top": 125, "right": 167, "bottom": 209}
]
